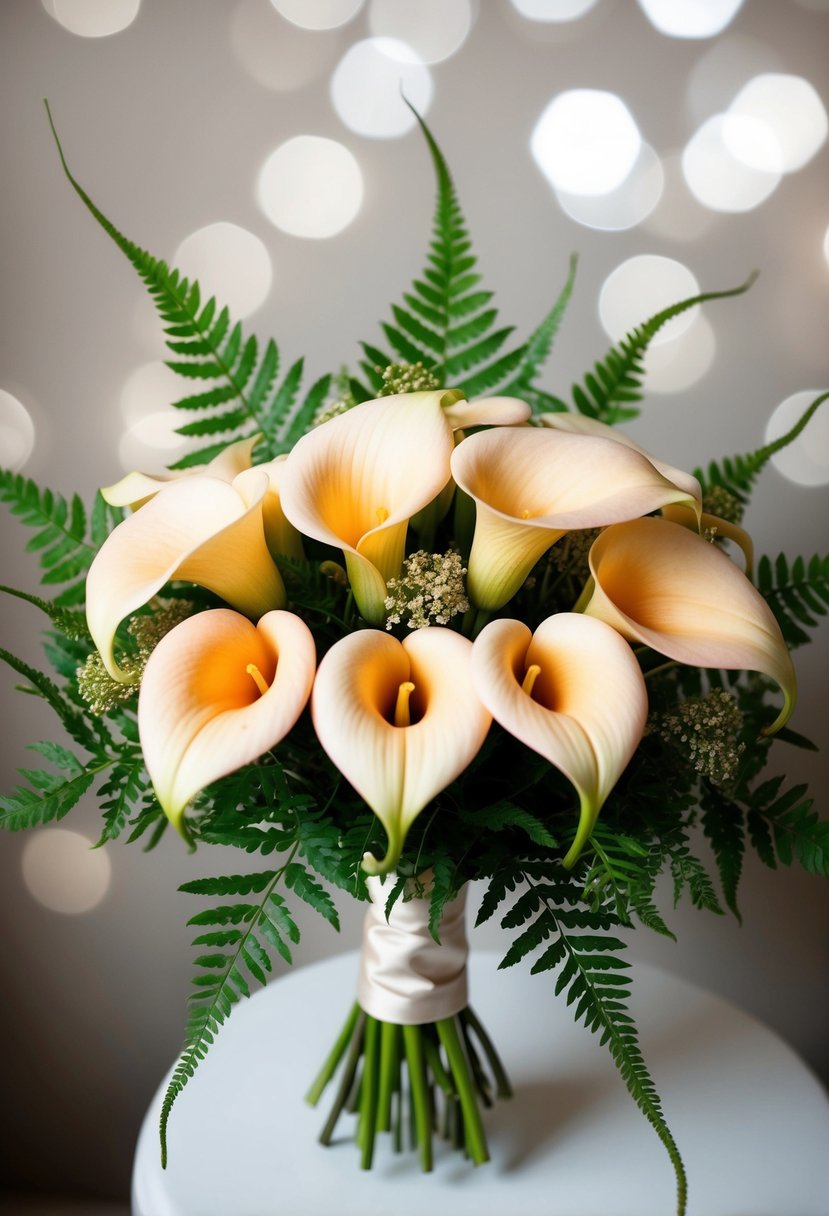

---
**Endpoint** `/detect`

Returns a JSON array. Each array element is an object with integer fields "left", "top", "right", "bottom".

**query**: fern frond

[
  {"left": 744, "top": 776, "right": 828, "bottom": 876},
  {"left": 0, "top": 584, "right": 90, "bottom": 641},
  {"left": 756, "top": 552, "right": 829, "bottom": 648},
  {"left": 0, "top": 646, "right": 101, "bottom": 751},
  {"left": 696, "top": 391, "right": 828, "bottom": 503},
  {"left": 500, "top": 254, "right": 578, "bottom": 409},
  {"left": 45, "top": 103, "right": 314, "bottom": 466},
  {"left": 0, "top": 473, "right": 122, "bottom": 604},
  {"left": 284, "top": 861, "right": 340, "bottom": 930},
  {"left": 160, "top": 855, "right": 301, "bottom": 1165},
  {"left": 0, "top": 743, "right": 111, "bottom": 831},
  {"left": 571, "top": 275, "right": 758, "bottom": 425},
  {"left": 95, "top": 756, "right": 150, "bottom": 845},
  {"left": 700, "top": 784, "right": 745, "bottom": 919}
]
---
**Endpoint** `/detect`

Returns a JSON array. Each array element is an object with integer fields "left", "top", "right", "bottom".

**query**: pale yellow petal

[
  {"left": 452, "top": 426, "right": 699, "bottom": 611},
  {"left": 472, "top": 614, "right": 647, "bottom": 867},
  {"left": 86, "top": 473, "right": 285, "bottom": 680},
  {"left": 235, "top": 459, "right": 305, "bottom": 561},
  {"left": 280, "top": 392, "right": 455, "bottom": 623},
  {"left": 584, "top": 517, "right": 795, "bottom": 732},
  {"left": 443, "top": 396, "right": 532, "bottom": 430},
  {"left": 311, "top": 627, "right": 490, "bottom": 874},
  {"left": 662, "top": 502, "right": 754, "bottom": 573},
  {"left": 138, "top": 608, "right": 315, "bottom": 833},
  {"left": 100, "top": 435, "right": 260, "bottom": 510}
]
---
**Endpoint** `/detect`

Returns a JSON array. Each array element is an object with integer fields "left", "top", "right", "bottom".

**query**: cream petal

[
  {"left": 451, "top": 426, "right": 699, "bottom": 611},
  {"left": 539, "top": 412, "right": 702, "bottom": 506},
  {"left": 100, "top": 435, "right": 260, "bottom": 509},
  {"left": 311, "top": 627, "right": 490, "bottom": 875},
  {"left": 86, "top": 472, "right": 286, "bottom": 680},
  {"left": 279, "top": 393, "right": 455, "bottom": 623},
  {"left": 584, "top": 517, "right": 796, "bottom": 733},
  {"left": 443, "top": 396, "right": 532, "bottom": 430},
  {"left": 473, "top": 614, "right": 647, "bottom": 868},
  {"left": 252, "top": 454, "right": 305, "bottom": 561},
  {"left": 662, "top": 502, "right": 754, "bottom": 574},
  {"left": 138, "top": 609, "right": 315, "bottom": 833}
]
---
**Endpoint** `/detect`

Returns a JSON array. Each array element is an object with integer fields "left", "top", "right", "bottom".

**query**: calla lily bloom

[
  {"left": 443, "top": 394, "right": 532, "bottom": 430},
  {"left": 101, "top": 435, "right": 261, "bottom": 509},
  {"left": 311, "top": 626, "right": 491, "bottom": 876},
  {"left": 87, "top": 469, "right": 286, "bottom": 681},
  {"left": 280, "top": 393, "right": 456, "bottom": 625},
  {"left": 473, "top": 614, "right": 647, "bottom": 868},
  {"left": 138, "top": 608, "right": 316, "bottom": 835},
  {"left": 583, "top": 517, "right": 796, "bottom": 734},
  {"left": 451, "top": 426, "right": 700, "bottom": 611},
  {"left": 255, "top": 454, "right": 305, "bottom": 562}
]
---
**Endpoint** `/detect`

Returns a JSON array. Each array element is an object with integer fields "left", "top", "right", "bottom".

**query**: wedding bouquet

[{"left": 2, "top": 106, "right": 827, "bottom": 1216}]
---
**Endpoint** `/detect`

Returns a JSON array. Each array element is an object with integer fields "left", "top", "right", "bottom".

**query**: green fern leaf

[
  {"left": 700, "top": 785, "right": 745, "bottom": 919},
  {"left": 0, "top": 646, "right": 100, "bottom": 751},
  {"left": 0, "top": 584, "right": 89, "bottom": 641},
  {"left": 0, "top": 743, "right": 110, "bottom": 830},
  {"left": 570, "top": 275, "right": 758, "bottom": 424},
  {"left": 696, "top": 391, "right": 828, "bottom": 503},
  {"left": 95, "top": 756, "right": 147, "bottom": 845},
  {"left": 756, "top": 552, "right": 829, "bottom": 649},
  {"left": 284, "top": 861, "right": 340, "bottom": 930}
]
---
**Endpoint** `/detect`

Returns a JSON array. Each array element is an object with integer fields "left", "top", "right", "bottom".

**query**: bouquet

[{"left": 2, "top": 105, "right": 827, "bottom": 1216}]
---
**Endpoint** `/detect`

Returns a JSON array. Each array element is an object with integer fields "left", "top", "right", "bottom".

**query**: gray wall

[{"left": 1, "top": 0, "right": 827, "bottom": 1204}]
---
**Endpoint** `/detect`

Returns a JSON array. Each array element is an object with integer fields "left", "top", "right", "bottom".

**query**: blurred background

[{"left": 1, "top": 0, "right": 827, "bottom": 1210}]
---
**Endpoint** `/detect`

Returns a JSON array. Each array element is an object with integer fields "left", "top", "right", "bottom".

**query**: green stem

[
  {"left": 377, "top": 1020, "right": 399, "bottom": 1133},
  {"left": 403, "top": 1025, "right": 433, "bottom": 1172},
  {"left": 436, "top": 1016, "right": 489, "bottom": 1166},
  {"left": 461, "top": 1007, "right": 513, "bottom": 1099},
  {"left": 306, "top": 1002, "right": 360, "bottom": 1106},
  {"left": 359, "top": 1017, "right": 380, "bottom": 1169},
  {"left": 319, "top": 1012, "right": 366, "bottom": 1146}
]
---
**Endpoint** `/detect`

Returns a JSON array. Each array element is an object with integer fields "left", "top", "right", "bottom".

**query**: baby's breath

[
  {"left": 702, "top": 484, "right": 745, "bottom": 525},
  {"left": 384, "top": 550, "right": 469, "bottom": 631},
  {"left": 377, "top": 362, "right": 441, "bottom": 396},
  {"left": 651, "top": 689, "right": 745, "bottom": 787},
  {"left": 77, "top": 600, "right": 194, "bottom": 715}
]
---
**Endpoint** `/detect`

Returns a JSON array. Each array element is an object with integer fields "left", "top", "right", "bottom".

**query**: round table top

[{"left": 132, "top": 950, "right": 829, "bottom": 1216}]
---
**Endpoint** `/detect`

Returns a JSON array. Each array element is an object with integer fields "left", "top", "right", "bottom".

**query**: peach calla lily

[
  {"left": 472, "top": 614, "right": 647, "bottom": 868},
  {"left": 138, "top": 608, "right": 316, "bottom": 835},
  {"left": 451, "top": 426, "right": 700, "bottom": 611},
  {"left": 101, "top": 435, "right": 261, "bottom": 509},
  {"left": 442, "top": 394, "right": 532, "bottom": 430},
  {"left": 311, "top": 626, "right": 491, "bottom": 876},
  {"left": 87, "top": 468, "right": 286, "bottom": 681},
  {"left": 583, "top": 517, "right": 796, "bottom": 734},
  {"left": 280, "top": 392, "right": 456, "bottom": 625}
]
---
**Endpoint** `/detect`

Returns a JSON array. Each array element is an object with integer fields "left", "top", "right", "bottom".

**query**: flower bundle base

[{"left": 306, "top": 876, "right": 511, "bottom": 1170}]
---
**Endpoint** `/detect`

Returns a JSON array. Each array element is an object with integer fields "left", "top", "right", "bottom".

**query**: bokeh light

[
  {"left": 331, "top": 38, "right": 433, "bottom": 138},
  {"left": 368, "top": 0, "right": 472, "bottom": 63},
  {"left": 599, "top": 255, "right": 700, "bottom": 347},
  {"left": 687, "top": 36, "right": 784, "bottom": 127},
  {"left": 765, "top": 391, "right": 829, "bottom": 487},
  {"left": 269, "top": 0, "right": 364, "bottom": 30},
  {"left": 682, "top": 114, "right": 781, "bottom": 212},
  {"left": 531, "top": 89, "right": 641, "bottom": 196},
  {"left": 118, "top": 362, "right": 189, "bottom": 470},
  {"left": 173, "top": 223, "right": 272, "bottom": 320},
  {"left": 824, "top": 224, "right": 829, "bottom": 268},
  {"left": 22, "top": 829, "right": 112, "bottom": 915},
  {"left": 555, "top": 142, "right": 663, "bottom": 230},
  {"left": 642, "top": 315, "right": 717, "bottom": 393},
  {"left": 728, "top": 74, "right": 827, "bottom": 173},
  {"left": 510, "top": 0, "right": 599, "bottom": 21},
  {"left": 42, "top": 0, "right": 140, "bottom": 37},
  {"left": 644, "top": 153, "right": 715, "bottom": 242},
  {"left": 258, "top": 136, "right": 364, "bottom": 237},
  {"left": 0, "top": 389, "right": 36, "bottom": 470},
  {"left": 636, "top": 0, "right": 744, "bottom": 38},
  {"left": 231, "top": 0, "right": 338, "bottom": 92}
]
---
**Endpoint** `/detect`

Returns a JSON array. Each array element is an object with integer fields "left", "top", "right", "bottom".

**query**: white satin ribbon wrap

[{"left": 357, "top": 876, "right": 469, "bottom": 1025}]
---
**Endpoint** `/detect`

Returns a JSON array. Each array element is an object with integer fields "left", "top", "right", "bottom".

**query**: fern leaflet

[{"left": 756, "top": 552, "right": 829, "bottom": 648}]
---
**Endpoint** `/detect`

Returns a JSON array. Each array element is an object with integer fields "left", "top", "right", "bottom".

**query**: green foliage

[
  {"left": 695, "top": 391, "right": 828, "bottom": 503},
  {"left": 0, "top": 473, "right": 122, "bottom": 605},
  {"left": 500, "top": 874, "right": 687, "bottom": 1214},
  {"left": 45, "top": 102, "right": 329, "bottom": 468},
  {"left": 160, "top": 859, "right": 303, "bottom": 1165},
  {"left": 96, "top": 755, "right": 148, "bottom": 845},
  {"left": 0, "top": 741, "right": 108, "bottom": 830},
  {"left": 0, "top": 645, "right": 102, "bottom": 752},
  {"left": 568, "top": 275, "right": 757, "bottom": 425},
  {"left": 757, "top": 553, "right": 829, "bottom": 648}
]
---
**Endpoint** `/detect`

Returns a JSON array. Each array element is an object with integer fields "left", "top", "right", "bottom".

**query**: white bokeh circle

[
  {"left": 268, "top": 0, "right": 364, "bottom": 30},
  {"left": 331, "top": 38, "right": 433, "bottom": 138},
  {"left": 42, "top": 0, "right": 140, "bottom": 37},
  {"left": 642, "top": 314, "right": 717, "bottom": 393},
  {"left": 231, "top": 0, "right": 338, "bottom": 92},
  {"left": 0, "top": 388, "right": 37, "bottom": 470},
  {"left": 636, "top": 0, "right": 744, "bottom": 38},
  {"left": 257, "top": 136, "right": 364, "bottom": 238},
  {"left": 510, "top": 0, "right": 599, "bottom": 21},
  {"left": 173, "top": 223, "right": 272, "bottom": 320},
  {"left": 368, "top": 0, "right": 472, "bottom": 63},
  {"left": 22, "top": 829, "right": 112, "bottom": 915},
  {"left": 555, "top": 142, "right": 664, "bottom": 231},
  {"left": 728, "top": 74, "right": 828, "bottom": 174},
  {"left": 531, "top": 90, "right": 642, "bottom": 196},
  {"left": 765, "top": 391, "right": 829, "bottom": 487},
  {"left": 599, "top": 255, "right": 701, "bottom": 347},
  {"left": 682, "top": 114, "right": 781, "bottom": 212}
]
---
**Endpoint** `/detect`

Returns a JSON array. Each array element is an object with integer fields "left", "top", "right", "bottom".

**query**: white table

[{"left": 132, "top": 951, "right": 829, "bottom": 1216}]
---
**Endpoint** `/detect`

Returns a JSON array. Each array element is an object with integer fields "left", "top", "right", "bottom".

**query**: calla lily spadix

[
  {"left": 311, "top": 626, "right": 491, "bottom": 876},
  {"left": 101, "top": 434, "right": 261, "bottom": 510},
  {"left": 583, "top": 517, "right": 796, "bottom": 734},
  {"left": 280, "top": 392, "right": 457, "bottom": 625},
  {"left": 138, "top": 608, "right": 316, "bottom": 835},
  {"left": 451, "top": 426, "right": 701, "bottom": 612},
  {"left": 87, "top": 469, "right": 286, "bottom": 681},
  {"left": 472, "top": 614, "right": 647, "bottom": 869}
]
